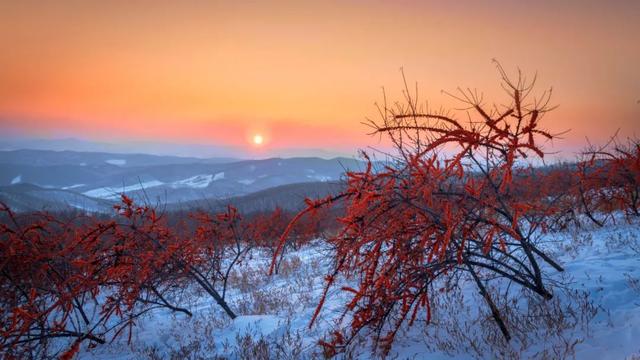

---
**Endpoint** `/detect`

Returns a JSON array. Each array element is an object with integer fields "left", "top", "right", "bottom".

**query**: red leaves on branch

[
  {"left": 274, "top": 63, "right": 568, "bottom": 355},
  {"left": 575, "top": 136, "right": 640, "bottom": 225},
  {"left": 0, "top": 195, "right": 305, "bottom": 358},
  {"left": 59, "top": 340, "right": 81, "bottom": 360}
]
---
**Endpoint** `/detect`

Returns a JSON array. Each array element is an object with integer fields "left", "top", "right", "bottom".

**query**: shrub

[{"left": 274, "top": 62, "right": 569, "bottom": 355}]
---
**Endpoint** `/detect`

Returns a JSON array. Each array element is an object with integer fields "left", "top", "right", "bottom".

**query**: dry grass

[
  {"left": 419, "top": 282, "right": 598, "bottom": 360},
  {"left": 138, "top": 250, "right": 324, "bottom": 359}
]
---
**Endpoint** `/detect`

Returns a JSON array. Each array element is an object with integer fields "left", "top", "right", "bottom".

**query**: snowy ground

[{"left": 81, "top": 220, "right": 640, "bottom": 359}]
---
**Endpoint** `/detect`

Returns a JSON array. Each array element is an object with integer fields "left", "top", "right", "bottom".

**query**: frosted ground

[{"left": 82, "top": 220, "right": 640, "bottom": 359}]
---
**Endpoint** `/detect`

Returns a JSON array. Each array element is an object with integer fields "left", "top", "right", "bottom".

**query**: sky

[{"left": 0, "top": 0, "right": 638, "bottom": 158}]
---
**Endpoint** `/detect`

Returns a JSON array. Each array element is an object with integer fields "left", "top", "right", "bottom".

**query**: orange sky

[{"left": 0, "top": 0, "right": 638, "bottom": 156}]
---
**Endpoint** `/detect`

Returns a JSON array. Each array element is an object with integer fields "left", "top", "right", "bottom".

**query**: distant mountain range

[
  {"left": 0, "top": 137, "right": 353, "bottom": 159},
  {"left": 0, "top": 149, "right": 363, "bottom": 213}
]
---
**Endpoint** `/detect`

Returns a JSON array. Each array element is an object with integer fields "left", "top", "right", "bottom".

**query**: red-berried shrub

[
  {"left": 273, "top": 63, "right": 568, "bottom": 355},
  {"left": 248, "top": 206, "right": 334, "bottom": 274},
  {"left": 576, "top": 136, "right": 640, "bottom": 225},
  {"left": 0, "top": 196, "right": 203, "bottom": 357},
  {"left": 0, "top": 195, "right": 301, "bottom": 358},
  {"left": 0, "top": 205, "right": 107, "bottom": 358}
]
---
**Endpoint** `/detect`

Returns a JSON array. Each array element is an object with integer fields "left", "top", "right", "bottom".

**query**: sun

[{"left": 252, "top": 134, "right": 264, "bottom": 146}]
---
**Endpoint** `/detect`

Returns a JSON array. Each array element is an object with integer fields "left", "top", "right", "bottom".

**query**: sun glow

[{"left": 253, "top": 134, "right": 264, "bottom": 146}]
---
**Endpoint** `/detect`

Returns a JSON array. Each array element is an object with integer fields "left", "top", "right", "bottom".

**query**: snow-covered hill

[
  {"left": 0, "top": 149, "right": 367, "bottom": 211},
  {"left": 0, "top": 183, "right": 113, "bottom": 213}
]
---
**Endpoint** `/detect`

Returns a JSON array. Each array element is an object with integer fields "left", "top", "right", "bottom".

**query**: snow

[
  {"left": 171, "top": 174, "right": 214, "bottom": 189},
  {"left": 83, "top": 180, "right": 164, "bottom": 199},
  {"left": 105, "top": 159, "right": 127, "bottom": 166},
  {"left": 10, "top": 175, "right": 21, "bottom": 184},
  {"left": 79, "top": 221, "right": 640, "bottom": 359},
  {"left": 238, "top": 179, "right": 255, "bottom": 185},
  {"left": 213, "top": 172, "right": 225, "bottom": 181},
  {"left": 304, "top": 169, "right": 333, "bottom": 181},
  {"left": 62, "top": 184, "right": 86, "bottom": 190},
  {"left": 65, "top": 202, "right": 99, "bottom": 212},
  {"left": 560, "top": 225, "right": 640, "bottom": 359},
  {"left": 225, "top": 315, "right": 284, "bottom": 340},
  {"left": 306, "top": 174, "right": 332, "bottom": 182}
]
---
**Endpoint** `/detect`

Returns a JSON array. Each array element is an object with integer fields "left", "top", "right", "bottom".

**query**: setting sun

[{"left": 253, "top": 134, "right": 264, "bottom": 146}]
